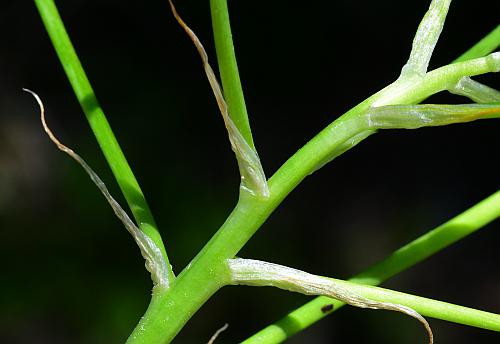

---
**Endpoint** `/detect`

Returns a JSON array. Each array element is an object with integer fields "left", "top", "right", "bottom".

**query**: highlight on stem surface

[
  {"left": 168, "top": 0, "right": 269, "bottom": 198},
  {"left": 227, "top": 258, "right": 434, "bottom": 344},
  {"left": 23, "top": 88, "right": 170, "bottom": 288}
]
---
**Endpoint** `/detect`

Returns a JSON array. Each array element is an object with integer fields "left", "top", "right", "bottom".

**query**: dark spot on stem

[{"left": 321, "top": 304, "right": 334, "bottom": 313}]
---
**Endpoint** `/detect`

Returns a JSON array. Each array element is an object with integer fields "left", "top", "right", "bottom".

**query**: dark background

[{"left": 0, "top": 0, "right": 499, "bottom": 343}]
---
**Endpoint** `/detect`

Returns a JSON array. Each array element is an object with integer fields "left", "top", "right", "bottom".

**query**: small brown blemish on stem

[{"left": 321, "top": 304, "right": 334, "bottom": 313}]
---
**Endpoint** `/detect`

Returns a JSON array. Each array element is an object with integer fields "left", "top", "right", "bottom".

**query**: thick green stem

[
  {"left": 34, "top": 0, "right": 174, "bottom": 284},
  {"left": 126, "top": 105, "right": 377, "bottom": 342},
  {"left": 127, "top": 192, "right": 271, "bottom": 344}
]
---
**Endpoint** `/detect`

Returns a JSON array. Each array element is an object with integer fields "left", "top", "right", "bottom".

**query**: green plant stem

[
  {"left": 242, "top": 189, "right": 500, "bottom": 343},
  {"left": 127, "top": 192, "right": 269, "bottom": 344},
  {"left": 455, "top": 25, "right": 500, "bottom": 63},
  {"left": 34, "top": 0, "right": 174, "bottom": 284},
  {"left": 210, "top": 0, "right": 255, "bottom": 148},
  {"left": 371, "top": 52, "right": 499, "bottom": 107},
  {"left": 127, "top": 52, "right": 499, "bottom": 342}
]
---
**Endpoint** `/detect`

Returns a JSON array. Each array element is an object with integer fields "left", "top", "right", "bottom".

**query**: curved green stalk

[
  {"left": 241, "top": 190, "right": 500, "bottom": 343},
  {"left": 210, "top": 0, "right": 255, "bottom": 149},
  {"left": 33, "top": 0, "right": 174, "bottom": 284}
]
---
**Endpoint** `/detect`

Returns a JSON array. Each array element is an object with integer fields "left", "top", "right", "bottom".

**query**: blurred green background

[{"left": 1, "top": 0, "right": 499, "bottom": 343}]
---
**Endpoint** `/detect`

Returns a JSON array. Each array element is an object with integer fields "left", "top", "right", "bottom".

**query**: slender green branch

[
  {"left": 454, "top": 25, "right": 500, "bottom": 63},
  {"left": 33, "top": 0, "right": 174, "bottom": 284},
  {"left": 210, "top": 0, "right": 255, "bottom": 149},
  {"left": 242, "top": 190, "right": 500, "bottom": 343},
  {"left": 341, "top": 282, "right": 500, "bottom": 333},
  {"left": 371, "top": 52, "right": 500, "bottom": 107},
  {"left": 442, "top": 25, "right": 500, "bottom": 103},
  {"left": 265, "top": 53, "right": 500, "bottom": 201},
  {"left": 169, "top": 0, "right": 268, "bottom": 198}
]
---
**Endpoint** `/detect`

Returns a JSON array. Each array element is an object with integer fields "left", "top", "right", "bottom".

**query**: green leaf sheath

[
  {"left": 210, "top": 0, "right": 255, "bottom": 149},
  {"left": 366, "top": 104, "right": 500, "bottom": 129},
  {"left": 33, "top": 0, "right": 174, "bottom": 284},
  {"left": 450, "top": 77, "right": 500, "bottom": 103},
  {"left": 241, "top": 190, "right": 500, "bottom": 344}
]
